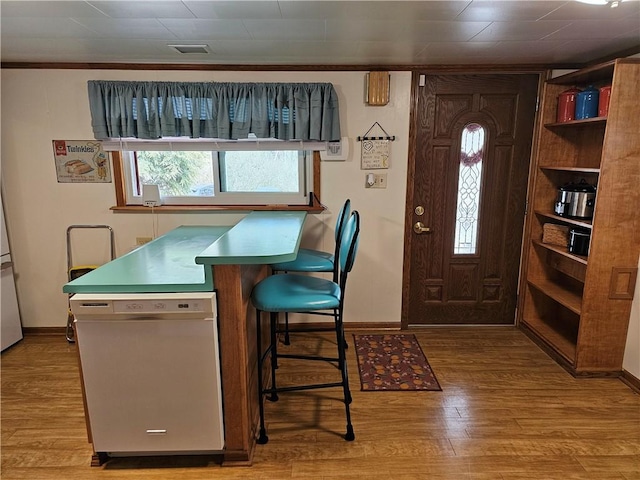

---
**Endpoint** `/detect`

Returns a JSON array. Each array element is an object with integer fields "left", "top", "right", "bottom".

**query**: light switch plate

[{"left": 365, "top": 173, "right": 387, "bottom": 188}]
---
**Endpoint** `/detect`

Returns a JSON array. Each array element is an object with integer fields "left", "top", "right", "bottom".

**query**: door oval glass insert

[{"left": 454, "top": 123, "right": 485, "bottom": 255}]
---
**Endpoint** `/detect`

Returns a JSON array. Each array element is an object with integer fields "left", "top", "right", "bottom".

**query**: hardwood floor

[{"left": 2, "top": 327, "right": 639, "bottom": 479}]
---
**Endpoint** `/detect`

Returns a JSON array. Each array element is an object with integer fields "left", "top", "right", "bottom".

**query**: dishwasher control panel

[
  {"left": 113, "top": 299, "right": 207, "bottom": 314},
  {"left": 70, "top": 293, "right": 216, "bottom": 318}
]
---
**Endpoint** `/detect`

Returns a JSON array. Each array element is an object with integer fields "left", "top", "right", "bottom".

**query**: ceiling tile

[
  {"left": 455, "top": 1, "right": 566, "bottom": 21},
  {"left": 550, "top": 36, "right": 640, "bottom": 62},
  {"left": 0, "top": 17, "right": 97, "bottom": 38},
  {"left": 541, "top": 0, "right": 640, "bottom": 21},
  {"left": 88, "top": 1, "right": 195, "bottom": 19},
  {"left": 194, "top": 39, "right": 364, "bottom": 64},
  {"left": 544, "top": 18, "right": 640, "bottom": 40},
  {"left": 355, "top": 40, "right": 429, "bottom": 59},
  {"left": 241, "top": 20, "right": 327, "bottom": 41},
  {"left": 471, "top": 20, "right": 571, "bottom": 41},
  {"left": 72, "top": 18, "right": 177, "bottom": 39},
  {"left": 159, "top": 19, "right": 252, "bottom": 40},
  {"left": 0, "top": 1, "right": 108, "bottom": 18},
  {"left": 326, "top": 19, "right": 490, "bottom": 43},
  {"left": 183, "top": 1, "right": 282, "bottom": 19},
  {"left": 279, "top": 1, "right": 472, "bottom": 21},
  {"left": 419, "top": 41, "right": 501, "bottom": 58}
]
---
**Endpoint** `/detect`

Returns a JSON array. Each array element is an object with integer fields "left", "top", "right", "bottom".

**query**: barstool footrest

[
  {"left": 277, "top": 353, "right": 340, "bottom": 363},
  {"left": 264, "top": 381, "right": 344, "bottom": 395}
]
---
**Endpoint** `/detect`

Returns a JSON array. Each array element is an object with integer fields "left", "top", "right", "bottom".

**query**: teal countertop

[
  {"left": 63, "top": 226, "right": 229, "bottom": 294},
  {"left": 195, "top": 211, "right": 306, "bottom": 265},
  {"left": 63, "top": 211, "right": 307, "bottom": 294}
]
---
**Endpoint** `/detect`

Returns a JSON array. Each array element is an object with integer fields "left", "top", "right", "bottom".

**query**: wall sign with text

[
  {"left": 360, "top": 139, "right": 390, "bottom": 169},
  {"left": 52, "top": 140, "right": 111, "bottom": 183}
]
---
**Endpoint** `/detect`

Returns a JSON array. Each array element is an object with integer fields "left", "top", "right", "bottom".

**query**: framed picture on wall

[{"left": 52, "top": 140, "right": 112, "bottom": 183}]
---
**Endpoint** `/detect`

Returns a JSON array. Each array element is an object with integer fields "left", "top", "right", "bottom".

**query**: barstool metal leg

[
  {"left": 336, "top": 308, "right": 355, "bottom": 441},
  {"left": 268, "top": 312, "right": 279, "bottom": 402},
  {"left": 256, "top": 309, "right": 269, "bottom": 444},
  {"left": 283, "top": 312, "right": 291, "bottom": 345}
]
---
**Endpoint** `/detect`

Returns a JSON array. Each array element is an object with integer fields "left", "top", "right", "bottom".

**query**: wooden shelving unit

[
  {"left": 528, "top": 279, "right": 582, "bottom": 315},
  {"left": 532, "top": 240, "right": 588, "bottom": 266},
  {"left": 534, "top": 211, "right": 592, "bottom": 230},
  {"left": 518, "top": 58, "right": 640, "bottom": 376}
]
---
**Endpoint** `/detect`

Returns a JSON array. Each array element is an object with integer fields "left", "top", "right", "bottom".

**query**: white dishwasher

[{"left": 71, "top": 292, "right": 224, "bottom": 456}]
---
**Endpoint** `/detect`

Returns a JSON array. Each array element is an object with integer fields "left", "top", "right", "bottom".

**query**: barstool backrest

[
  {"left": 334, "top": 199, "right": 351, "bottom": 244},
  {"left": 331, "top": 199, "right": 351, "bottom": 281},
  {"left": 339, "top": 211, "right": 360, "bottom": 277}
]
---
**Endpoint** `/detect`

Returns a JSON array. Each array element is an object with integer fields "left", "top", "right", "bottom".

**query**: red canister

[
  {"left": 598, "top": 85, "right": 612, "bottom": 117},
  {"left": 556, "top": 87, "right": 581, "bottom": 123}
]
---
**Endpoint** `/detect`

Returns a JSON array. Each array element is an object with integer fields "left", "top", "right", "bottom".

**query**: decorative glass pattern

[{"left": 454, "top": 123, "right": 485, "bottom": 255}]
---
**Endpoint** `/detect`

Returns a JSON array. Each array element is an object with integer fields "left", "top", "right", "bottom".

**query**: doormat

[{"left": 353, "top": 334, "right": 441, "bottom": 391}]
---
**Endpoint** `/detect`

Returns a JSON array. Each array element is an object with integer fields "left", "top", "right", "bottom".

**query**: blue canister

[{"left": 575, "top": 85, "right": 599, "bottom": 120}]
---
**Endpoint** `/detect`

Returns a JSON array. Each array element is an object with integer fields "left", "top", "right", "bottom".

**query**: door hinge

[
  {"left": 535, "top": 96, "right": 539, "bottom": 112},
  {"left": 419, "top": 74, "right": 426, "bottom": 87}
]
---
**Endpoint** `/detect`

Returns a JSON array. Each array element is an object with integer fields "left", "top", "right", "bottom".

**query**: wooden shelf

[
  {"left": 527, "top": 279, "right": 582, "bottom": 315},
  {"left": 534, "top": 211, "right": 593, "bottom": 230},
  {"left": 533, "top": 240, "right": 588, "bottom": 265},
  {"left": 539, "top": 166, "right": 600, "bottom": 174},
  {"left": 547, "top": 59, "right": 615, "bottom": 86},
  {"left": 521, "top": 316, "right": 577, "bottom": 364},
  {"left": 545, "top": 117, "right": 607, "bottom": 128}
]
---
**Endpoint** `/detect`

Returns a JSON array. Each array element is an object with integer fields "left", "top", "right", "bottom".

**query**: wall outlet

[
  {"left": 136, "top": 237, "right": 153, "bottom": 245},
  {"left": 365, "top": 173, "right": 388, "bottom": 189}
]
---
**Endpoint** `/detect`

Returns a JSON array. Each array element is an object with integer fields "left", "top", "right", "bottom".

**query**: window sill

[{"left": 110, "top": 204, "right": 325, "bottom": 213}]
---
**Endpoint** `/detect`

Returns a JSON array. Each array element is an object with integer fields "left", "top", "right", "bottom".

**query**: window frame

[{"left": 110, "top": 150, "right": 323, "bottom": 212}]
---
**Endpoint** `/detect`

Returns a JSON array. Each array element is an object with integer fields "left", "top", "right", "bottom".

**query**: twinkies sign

[{"left": 52, "top": 140, "right": 111, "bottom": 183}]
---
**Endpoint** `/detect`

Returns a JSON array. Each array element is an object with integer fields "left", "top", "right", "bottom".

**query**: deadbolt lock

[{"left": 414, "top": 205, "right": 424, "bottom": 216}]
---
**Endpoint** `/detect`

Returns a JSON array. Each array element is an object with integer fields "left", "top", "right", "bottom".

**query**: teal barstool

[
  {"left": 252, "top": 211, "right": 360, "bottom": 443},
  {"left": 270, "top": 198, "right": 351, "bottom": 344}
]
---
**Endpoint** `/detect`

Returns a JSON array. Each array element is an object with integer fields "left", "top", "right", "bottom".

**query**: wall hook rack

[{"left": 357, "top": 122, "right": 395, "bottom": 142}]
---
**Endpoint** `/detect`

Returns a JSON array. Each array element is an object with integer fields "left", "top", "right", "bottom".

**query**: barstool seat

[
  {"left": 270, "top": 248, "right": 334, "bottom": 273},
  {"left": 252, "top": 274, "right": 340, "bottom": 312}
]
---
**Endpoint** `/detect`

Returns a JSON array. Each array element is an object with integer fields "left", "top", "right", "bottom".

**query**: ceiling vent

[{"left": 168, "top": 44, "right": 210, "bottom": 54}]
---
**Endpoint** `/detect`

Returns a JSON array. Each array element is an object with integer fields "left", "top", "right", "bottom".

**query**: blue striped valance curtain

[{"left": 87, "top": 81, "right": 341, "bottom": 142}]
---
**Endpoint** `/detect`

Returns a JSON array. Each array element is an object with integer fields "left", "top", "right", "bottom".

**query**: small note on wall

[
  {"left": 52, "top": 140, "right": 111, "bottom": 183},
  {"left": 361, "top": 139, "right": 390, "bottom": 169}
]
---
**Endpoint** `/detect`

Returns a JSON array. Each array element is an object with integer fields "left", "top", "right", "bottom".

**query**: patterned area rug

[{"left": 353, "top": 334, "right": 441, "bottom": 391}]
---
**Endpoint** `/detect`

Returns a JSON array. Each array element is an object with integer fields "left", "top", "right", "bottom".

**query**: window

[
  {"left": 453, "top": 123, "right": 485, "bottom": 255},
  {"left": 119, "top": 148, "right": 312, "bottom": 206}
]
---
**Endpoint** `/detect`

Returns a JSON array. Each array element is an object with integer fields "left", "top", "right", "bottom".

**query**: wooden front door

[{"left": 403, "top": 73, "right": 539, "bottom": 326}]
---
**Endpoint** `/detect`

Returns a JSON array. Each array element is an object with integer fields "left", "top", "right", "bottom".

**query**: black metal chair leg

[
  {"left": 336, "top": 310, "right": 354, "bottom": 440},
  {"left": 256, "top": 309, "right": 269, "bottom": 444},
  {"left": 283, "top": 311, "right": 291, "bottom": 345},
  {"left": 332, "top": 309, "right": 345, "bottom": 370},
  {"left": 268, "top": 312, "right": 279, "bottom": 402}
]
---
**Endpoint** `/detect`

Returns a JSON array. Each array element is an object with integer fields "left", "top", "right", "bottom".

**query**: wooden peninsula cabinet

[{"left": 518, "top": 58, "right": 640, "bottom": 376}]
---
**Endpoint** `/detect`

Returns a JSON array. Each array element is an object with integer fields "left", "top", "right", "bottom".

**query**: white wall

[
  {"left": 623, "top": 257, "right": 640, "bottom": 378},
  {"left": 0, "top": 69, "right": 411, "bottom": 329}
]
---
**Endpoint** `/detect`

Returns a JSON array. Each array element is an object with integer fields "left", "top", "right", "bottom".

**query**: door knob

[{"left": 413, "top": 222, "right": 431, "bottom": 234}]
